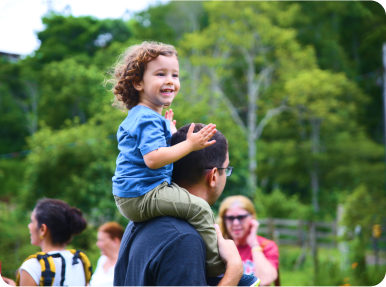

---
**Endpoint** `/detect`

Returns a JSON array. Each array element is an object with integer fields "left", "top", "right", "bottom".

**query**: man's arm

[{"left": 215, "top": 224, "right": 244, "bottom": 286}]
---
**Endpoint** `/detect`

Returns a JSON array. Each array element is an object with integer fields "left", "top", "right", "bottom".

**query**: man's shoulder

[
  {"left": 134, "top": 216, "right": 202, "bottom": 237},
  {"left": 116, "top": 216, "right": 207, "bottom": 286},
  {"left": 123, "top": 216, "right": 205, "bottom": 256}
]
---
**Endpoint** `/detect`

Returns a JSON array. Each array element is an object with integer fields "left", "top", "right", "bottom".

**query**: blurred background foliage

[{"left": 1, "top": 1, "right": 385, "bottom": 285}]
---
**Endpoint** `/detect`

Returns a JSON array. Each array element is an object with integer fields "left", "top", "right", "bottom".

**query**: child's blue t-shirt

[{"left": 112, "top": 105, "right": 172, "bottom": 198}]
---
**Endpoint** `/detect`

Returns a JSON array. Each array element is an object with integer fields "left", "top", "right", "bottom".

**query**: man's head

[{"left": 171, "top": 123, "right": 229, "bottom": 205}]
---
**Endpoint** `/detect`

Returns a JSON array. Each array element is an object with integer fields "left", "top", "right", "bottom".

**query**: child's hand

[
  {"left": 186, "top": 123, "right": 217, "bottom": 151},
  {"left": 165, "top": 109, "right": 177, "bottom": 134}
]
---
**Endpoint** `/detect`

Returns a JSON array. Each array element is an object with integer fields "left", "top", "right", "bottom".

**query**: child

[{"left": 109, "top": 41, "right": 225, "bottom": 277}]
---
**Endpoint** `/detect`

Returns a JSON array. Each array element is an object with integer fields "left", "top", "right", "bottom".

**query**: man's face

[{"left": 208, "top": 151, "right": 229, "bottom": 206}]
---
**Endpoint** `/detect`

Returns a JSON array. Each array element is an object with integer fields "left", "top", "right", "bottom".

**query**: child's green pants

[{"left": 114, "top": 181, "right": 226, "bottom": 277}]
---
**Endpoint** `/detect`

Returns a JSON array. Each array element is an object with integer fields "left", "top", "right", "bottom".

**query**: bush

[
  {"left": 342, "top": 184, "right": 386, "bottom": 285},
  {"left": 254, "top": 188, "right": 312, "bottom": 219},
  {"left": 0, "top": 204, "right": 39, "bottom": 279}
]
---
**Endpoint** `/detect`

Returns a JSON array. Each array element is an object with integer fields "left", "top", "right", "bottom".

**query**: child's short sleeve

[
  {"left": 113, "top": 106, "right": 173, "bottom": 197},
  {"left": 134, "top": 114, "right": 170, "bottom": 156}
]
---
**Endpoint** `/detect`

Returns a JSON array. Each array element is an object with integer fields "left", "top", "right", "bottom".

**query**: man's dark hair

[{"left": 171, "top": 123, "right": 228, "bottom": 186}]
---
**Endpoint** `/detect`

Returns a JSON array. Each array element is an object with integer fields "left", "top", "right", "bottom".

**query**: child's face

[{"left": 135, "top": 55, "right": 180, "bottom": 113}]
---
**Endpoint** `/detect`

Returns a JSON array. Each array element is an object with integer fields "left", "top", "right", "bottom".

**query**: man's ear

[
  {"left": 133, "top": 80, "right": 143, "bottom": 92},
  {"left": 206, "top": 167, "right": 218, "bottom": 187}
]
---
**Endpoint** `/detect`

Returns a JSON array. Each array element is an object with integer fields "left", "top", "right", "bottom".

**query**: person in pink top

[{"left": 218, "top": 195, "right": 279, "bottom": 286}]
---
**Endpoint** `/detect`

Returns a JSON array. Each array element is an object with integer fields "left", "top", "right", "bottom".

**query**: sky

[{"left": 0, "top": 0, "right": 170, "bottom": 55}]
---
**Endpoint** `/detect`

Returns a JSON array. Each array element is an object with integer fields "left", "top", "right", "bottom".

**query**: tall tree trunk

[
  {"left": 246, "top": 48, "right": 258, "bottom": 193},
  {"left": 310, "top": 117, "right": 322, "bottom": 213},
  {"left": 310, "top": 166, "right": 320, "bottom": 213},
  {"left": 209, "top": 50, "right": 285, "bottom": 195},
  {"left": 382, "top": 43, "right": 386, "bottom": 192},
  {"left": 17, "top": 82, "right": 39, "bottom": 135}
]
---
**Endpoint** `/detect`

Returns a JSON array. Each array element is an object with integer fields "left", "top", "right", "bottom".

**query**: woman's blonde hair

[{"left": 217, "top": 195, "right": 257, "bottom": 239}]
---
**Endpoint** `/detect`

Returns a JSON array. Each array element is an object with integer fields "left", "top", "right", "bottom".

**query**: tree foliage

[
  {"left": 36, "top": 14, "right": 132, "bottom": 64},
  {"left": 342, "top": 184, "right": 386, "bottom": 285}
]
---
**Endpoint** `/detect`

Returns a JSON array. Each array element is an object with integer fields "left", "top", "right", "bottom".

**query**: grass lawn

[{"left": 278, "top": 245, "right": 386, "bottom": 286}]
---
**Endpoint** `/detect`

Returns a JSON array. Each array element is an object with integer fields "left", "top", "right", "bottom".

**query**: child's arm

[
  {"left": 143, "top": 123, "right": 216, "bottom": 169},
  {"left": 165, "top": 109, "right": 177, "bottom": 134}
]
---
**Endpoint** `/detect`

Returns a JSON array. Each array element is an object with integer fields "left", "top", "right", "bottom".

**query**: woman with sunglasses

[{"left": 218, "top": 195, "right": 279, "bottom": 286}]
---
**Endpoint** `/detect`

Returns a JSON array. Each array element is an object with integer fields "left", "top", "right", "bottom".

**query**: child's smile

[
  {"left": 160, "top": 88, "right": 174, "bottom": 95},
  {"left": 135, "top": 55, "right": 180, "bottom": 114}
]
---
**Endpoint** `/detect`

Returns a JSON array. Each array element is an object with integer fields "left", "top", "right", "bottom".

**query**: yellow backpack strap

[
  {"left": 37, "top": 254, "right": 56, "bottom": 286},
  {"left": 68, "top": 249, "right": 93, "bottom": 284},
  {"left": 16, "top": 252, "right": 56, "bottom": 286}
]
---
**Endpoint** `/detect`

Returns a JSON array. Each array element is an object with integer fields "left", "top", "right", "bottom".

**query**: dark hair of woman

[{"left": 34, "top": 198, "right": 87, "bottom": 245}]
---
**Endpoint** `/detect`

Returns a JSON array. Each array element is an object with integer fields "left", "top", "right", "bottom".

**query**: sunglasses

[{"left": 223, "top": 214, "right": 250, "bottom": 224}]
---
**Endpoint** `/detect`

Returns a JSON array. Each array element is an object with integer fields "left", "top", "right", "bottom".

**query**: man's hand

[
  {"left": 186, "top": 123, "right": 217, "bottom": 151},
  {"left": 215, "top": 224, "right": 242, "bottom": 266},
  {"left": 215, "top": 224, "right": 243, "bottom": 286},
  {"left": 165, "top": 109, "right": 177, "bottom": 134}
]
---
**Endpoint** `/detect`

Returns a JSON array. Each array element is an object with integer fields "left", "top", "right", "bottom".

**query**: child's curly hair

[{"left": 107, "top": 41, "right": 178, "bottom": 110}]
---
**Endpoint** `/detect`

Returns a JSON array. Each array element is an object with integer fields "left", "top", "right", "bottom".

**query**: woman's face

[
  {"left": 96, "top": 231, "right": 116, "bottom": 257},
  {"left": 28, "top": 210, "right": 42, "bottom": 246},
  {"left": 224, "top": 206, "right": 252, "bottom": 241}
]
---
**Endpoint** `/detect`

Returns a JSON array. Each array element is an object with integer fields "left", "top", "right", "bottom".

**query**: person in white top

[
  {"left": 15, "top": 198, "right": 89, "bottom": 286},
  {"left": 90, "top": 222, "right": 123, "bottom": 286}
]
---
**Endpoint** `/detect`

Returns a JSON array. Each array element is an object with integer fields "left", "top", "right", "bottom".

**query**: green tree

[
  {"left": 0, "top": 82, "right": 29, "bottom": 154},
  {"left": 282, "top": 1, "right": 386, "bottom": 142},
  {"left": 0, "top": 57, "right": 38, "bottom": 153},
  {"left": 284, "top": 69, "right": 368, "bottom": 212},
  {"left": 19, "top": 107, "right": 125, "bottom": 223},
  {"left": 342, "top": 184, "right": 386, "bottom": 285},
  {"left": 36, "top": 14, "right": 132, "bottom": 64},
  {"left": 0, "top": 205, "right": 39, "bottom": 279},
  {"left": 38, "top": 58, "right": 107, "bottom": 129},
  {"left": 180, "top": 1, "right": 317, "bottom": 194},
  {"left": 132, "top": 1, "right": 208, "bottom": 45}
]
